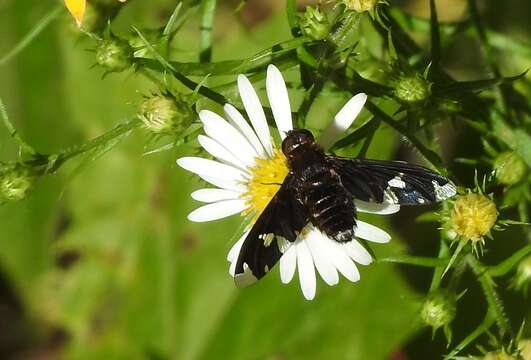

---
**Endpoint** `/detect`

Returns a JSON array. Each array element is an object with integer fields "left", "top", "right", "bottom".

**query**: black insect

[{"left": 234, "top": 129, "right": 456, "bottom": 286}]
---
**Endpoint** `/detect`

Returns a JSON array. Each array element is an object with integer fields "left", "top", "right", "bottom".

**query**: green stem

[
  {"left": 444, "top": 309, "right": 496, "bottom": 359},
  {"left": 137, "top": 37, "right": 309, "bottom": 76},
  {"left": 47, "top": 118, "right": 142, "bottom": 174},
  {"left": 199, "top": 0, "right": 217, "bottom": 63},
  {"left": 0, "top": 5, "right": 62, "bottom": 66},
  {"left": 429, "top": 0, "right": 441, "bottom": 73},
  {"left": 365, "top": 101, "right": 445, "bottom": 173},
  {"left": 487, "top": 243, "right": 531, "bottom": 277},
  {"left": 429, "top": 236, "right": 449, "bottom": 292},
  {"left": 0, "top": 98, "right": 37, "bottom": 156},
  {"left": 377, "top": 255, "right": 449, "bottom": 267},
  {"left": 467, "top": 256, "right": 512, "bottom": 336}
]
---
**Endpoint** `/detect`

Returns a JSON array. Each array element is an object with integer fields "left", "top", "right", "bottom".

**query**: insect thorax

[{"left": 290, "top": 149, "right": 356, "bottom": 243}]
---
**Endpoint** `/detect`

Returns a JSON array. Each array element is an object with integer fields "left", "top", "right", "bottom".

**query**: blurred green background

[{"left": 0, "top": 0, "right": 529, "bottom": 359}]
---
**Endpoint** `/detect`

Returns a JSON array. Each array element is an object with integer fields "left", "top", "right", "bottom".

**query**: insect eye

[{"left": 281, "top": 129, "right": 315, "bottom": 156}]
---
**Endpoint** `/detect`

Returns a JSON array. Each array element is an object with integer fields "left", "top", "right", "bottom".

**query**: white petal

[
  {"left": 296, "top": 241, "right": 316, "bottom": 300},
  {"left": 228, "top": 231, "right": 248, "bottom": 276},
  {"left": 224, "top": 104, "right": 266, "bottom": 159},
  {"left": 312, "top": 230, "right": 360, "bottom": 282},
  {"left": 279, "top": 246, "right": 297, "bottom": 284},
  {"left": 305, "top": 229, "right": 339, "bottom": 286},
  {"left": 229, "top": 260, "right": 237, "bottom": 277},
  {"left": 355, "top": 200, "right": 400, "bottom": 215},
  {"left": 177, "top": 157, "right": 247, "bottom": 182},
  {"left": 199, "top": 110, "right": 257, "bottom": 166},
  {"left": 201, "top": 175, "right": 246, "bottom": 192},
  {"left": 237, "top": 75, "right": 273, "bottom": 156},
  {"left": 197, "top": 135, "right": 248, "bottom": 170},
  {"left": 318, "top": 93, "right": 368, "bottom": 149},
  {"left": 191, "top": 188, "right": 241, "bottom": 203},
  {"left": 187, "top": 199, "right": 247, "bottom": 222},
  {"left": 343, "top": 240, "right": 373, "bottom": 265},
  {"left": 227, "top": 231, "right": 249, "bottom": 262},
  {"left": 355, "top": 220, "right": 391, "bottom": 243},
  {"left": 266, "top": 65, "right": 293, "bottom": 139}
]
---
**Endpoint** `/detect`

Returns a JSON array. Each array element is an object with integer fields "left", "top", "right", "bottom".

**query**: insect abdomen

[{"left": 299, "top": 165, "right": 356, "bottom": 243}]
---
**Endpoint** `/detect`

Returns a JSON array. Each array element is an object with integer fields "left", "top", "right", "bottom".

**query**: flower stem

[
  {"left": 377, "top": 255, "right": 449, "bottom": 267},
  {"left": 467, "top": 256, "right": 512, "bottom": 336},
  {"left": 0, "top": 98, "right": 37, "bottom": 156},
  {"left": 429, "top": 236, "right": 450, "bottom": 292},
  {"left": 444, "top": 309, "right": 496, "bottom": 359},
  {"left": 487, "top": 243, "right": 531, "bottom": 277}
]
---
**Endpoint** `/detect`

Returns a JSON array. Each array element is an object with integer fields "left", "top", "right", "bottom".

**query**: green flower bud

[
  {"left": 0, "top": 165, "right": 35, "bottom": 202},
  {"left": 138, "top": 94, "right": 194, "bottom": 134},
  {"left": 300, "top": 6, "right": 330, "bottom": 41},
  {"left": 127, "top": 29, "right": 162, "bottom": 58},
  {"left": 420, "top": 292, "right": 456, "bottom": 330},
  {"left": 342, "top": 0, "right": 379, "bottom": 12},
  {"left": 511, "top": 255, "right": 531, "bottom": 295},
  {"left": 96, "top": 38, "right": 133, "bottom": 72},
  {"left": 493, "top": 151, "right": 527, "bottom": 185},
  {"left": 394, "top": 74, "right": 432, "bottom": 105}
]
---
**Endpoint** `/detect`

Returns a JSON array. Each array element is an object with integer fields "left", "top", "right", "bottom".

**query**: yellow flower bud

[
  {"left": 483, "top": 351, "right": 517, "bottom": 360},
  {"left": 518, "top": 339, "right": 531, "bottom": 360},
  {"left": 342, "top": 0, "right": 379, "bottom": 12},
  {"left": 449, "top": 193, "right": 497, "bottom": 243}
]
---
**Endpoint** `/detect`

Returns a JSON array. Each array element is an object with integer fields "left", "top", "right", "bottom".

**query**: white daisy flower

[{"left": 177, "top": 64, "right": 399, "bottom": 300}]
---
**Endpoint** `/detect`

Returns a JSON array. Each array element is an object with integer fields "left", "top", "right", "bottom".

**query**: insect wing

[
  {"left": 328, "top": 157, "right": 456, "bottom": 205},
  {"left": 234, "top": 176, "right": 307, "bottom": 287}
]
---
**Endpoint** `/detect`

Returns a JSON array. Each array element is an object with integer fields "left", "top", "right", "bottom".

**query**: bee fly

[{"left": 234, "top": 129, "right": 456, "bottom": 286}]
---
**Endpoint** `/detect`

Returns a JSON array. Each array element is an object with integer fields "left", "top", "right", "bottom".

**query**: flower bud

[
  {"left": 493, "top": 152, "right": 527, "bottom": 185},
  {"left": 300, "top": 6, "right": 330, "bottom": 41},
  {"left": 483, "top": 351, "right": 517, "bottom": 360},
  {"left": 96, "top": 38, "right": 133, "bottom": 72},
  {"left": 394, "top": 74, "right": 432, "bottom": 105},
  {"left": 138, "top": 94, "right": 194, "bottom": 134},
  {"left": 518, "top": 339, "right": 531, "bottom": 360},
  {"left": 0, "top": 165, "right": 35, "bottom": 202},
  {"left": 342, "top": 0, "right": 379, "bottom": 12},
  {"left": 511, "top": 255, "right": 531, "bottom": 295},
  {"left": 127, "top": 29, "right": 163, "bottom": 58},
  {"left": 420, "top": 292, "right": 456, "bottom": 330},
  {"left": 449, "top": 192, "right": 497, "bottom": 243}
]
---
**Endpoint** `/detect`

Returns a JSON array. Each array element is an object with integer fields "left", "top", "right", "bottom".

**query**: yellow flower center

[
  {"left": 243, "top": 149, "right": 289, "bottom": 221},
  {"left": 450, "top": 193, "right": 497, "bottom": 242}
]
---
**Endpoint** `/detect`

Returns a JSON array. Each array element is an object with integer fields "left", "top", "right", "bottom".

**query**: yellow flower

[
  {"left": 64, "top": 0, "right": 86, "bottom": 27},
  {"left": 64, "top": 0, "right": 126, "bottom": 27},
  {"left": 449, "top": 192, "right": 497, "bottom": 243}
]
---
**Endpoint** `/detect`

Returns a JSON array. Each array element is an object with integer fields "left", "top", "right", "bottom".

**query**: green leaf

[
  {"left": 432, "top": 71, "right": 527, "bottom": 96},
  {"left": 491, "top": 110, "right": 531, "bottom": 167}
]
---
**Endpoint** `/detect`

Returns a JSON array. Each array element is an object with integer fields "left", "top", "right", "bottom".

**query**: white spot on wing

[
  {"left": 388, "top": 176, "right": 406, "bottom": 189},
  {"left": 432, "top": 180, "right": 457, "bottom": 201},
  {"left": 277, "top": 236, "right": 291, "bottom": 254},
  {"left": 234, "top": 263, "right": 258, "bottom": 288},
  {"left": 262, "top": 233, "right": 275, "bottom": 247},
  {"left": 383, "top": 187, "right": 399, "bottom": 203}
]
